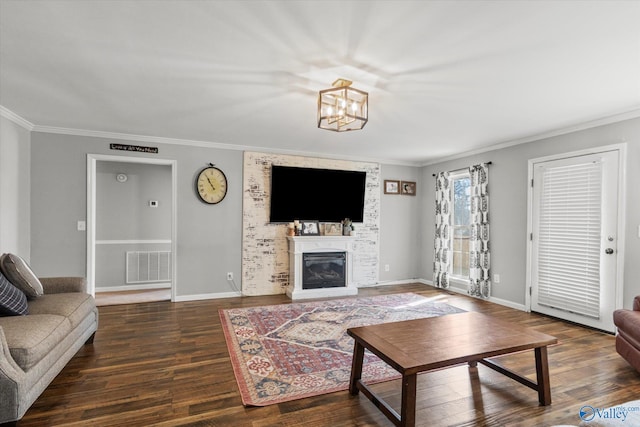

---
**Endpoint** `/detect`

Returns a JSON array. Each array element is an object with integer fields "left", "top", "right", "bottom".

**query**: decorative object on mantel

[
  {"left": 401, "top": 180, "right": 416, "bottom": 195},
  {"left": 286, "top": 222, "right": 295, "bottom": 236},
  {"left": 323, "top": 222, "right": 342, "bottom": 236},
  {"left": 300, "top": 221, "right": 320, "bottom": 236},
  {"left": 317, "top": 78, "right": 368, "bottom": 132},
  {"left": 341, "top": 218, "right": 353, "bottom": 236},
  {"left": 219, "top": 293, "right": 465, "bottom": 406},
  {"left": 384, "top": 180, "right": 400, "bottom": 194}
]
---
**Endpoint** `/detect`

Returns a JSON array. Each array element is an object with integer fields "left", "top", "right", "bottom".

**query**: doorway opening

[{"left": 87, "top": 154, "right": 177, "bottom": 304}]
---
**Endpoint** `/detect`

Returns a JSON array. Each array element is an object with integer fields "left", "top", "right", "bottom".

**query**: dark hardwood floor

[{"left": 19, "top": 283, "right": 640, "bottom": 426}]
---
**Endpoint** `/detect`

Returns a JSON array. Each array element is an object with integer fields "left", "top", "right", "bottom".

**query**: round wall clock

[{"left": 196, "top": 164, "right": 228, "bottom": 204}]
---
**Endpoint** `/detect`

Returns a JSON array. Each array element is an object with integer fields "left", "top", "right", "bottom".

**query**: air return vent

[{"left": 126, "top": 251, "right": 171, "bottom": 284}]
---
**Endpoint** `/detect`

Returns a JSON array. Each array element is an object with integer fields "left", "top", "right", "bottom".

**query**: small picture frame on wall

[
  {"left": 300, "top": 221, "right": 320, "bottom": 236},
  {"left": 323, "top": 222, "right": 342, "bottom": 236},
  {"left": 384, "top": 180, "right": 400, "bottom": 194},
  {"left": 401, "top": 181, "right": 417, "bottom": 195}
]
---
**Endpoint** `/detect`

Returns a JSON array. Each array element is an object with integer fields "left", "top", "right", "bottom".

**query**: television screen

[{"left": 270, "top": 166, "right": 366, "bottom": 223}]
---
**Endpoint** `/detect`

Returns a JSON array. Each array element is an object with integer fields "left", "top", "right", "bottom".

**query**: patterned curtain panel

[
  {"left": 468, "top": 163, "right": 491, "bottom": 298},
  {"left": 433, "top": 172, "right": 451, "bottom": 288}
]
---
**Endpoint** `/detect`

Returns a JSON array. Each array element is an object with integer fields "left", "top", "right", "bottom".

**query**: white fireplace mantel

[{"left": 286, "top": 235, "right": 357, "bottom": 300}]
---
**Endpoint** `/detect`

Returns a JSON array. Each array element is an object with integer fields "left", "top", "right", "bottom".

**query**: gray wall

[
  {"left": 29, "top": 131, "right": 420, "bottom": 299},
  {"left": 379, "top": 164, "right": 421, "bottom": 282},
  {"left": 26, "top": 116, "right": 639, "bottom": 305},
  {"left": 420, "top": 117, "right": 640, "bottom": 309},
  {"left": 0, "top": 115, "right": 30, "bottom": 259},
  {"left": 30, "top": 132, "right": 243, "bottom": 298},
  {"left": 95, "top": 161, "right": 172, "bottom": 288},
  {"left": 96, "top": 162, "right": 171, "bottom": 240}
]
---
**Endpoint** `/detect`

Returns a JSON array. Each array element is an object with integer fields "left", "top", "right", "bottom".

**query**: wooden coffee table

[{"left": 347, "top": 311, "right": 557, "bottom": 427}]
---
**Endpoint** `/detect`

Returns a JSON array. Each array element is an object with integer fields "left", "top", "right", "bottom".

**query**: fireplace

[
  {"left": 287, "top": 236, "right": 357, "bottom": 299},
  {"left": 302, "top": 252, "right": 346, "bottom": 289}
]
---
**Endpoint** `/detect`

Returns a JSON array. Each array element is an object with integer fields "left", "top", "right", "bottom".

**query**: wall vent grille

[{"left": 126, "top": 251, "right": 171, "bottom": 284}]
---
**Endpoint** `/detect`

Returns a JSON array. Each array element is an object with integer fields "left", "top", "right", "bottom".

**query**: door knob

[{"left": 605, "top": 248, "right": 614, "bottom": 255}]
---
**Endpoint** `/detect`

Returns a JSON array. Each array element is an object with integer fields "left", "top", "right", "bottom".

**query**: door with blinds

[{"left": 530, "top": 149, "right": 620, "bottom": 332}]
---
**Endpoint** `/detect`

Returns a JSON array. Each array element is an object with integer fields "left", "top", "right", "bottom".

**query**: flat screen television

[{"left": 269, "top": 165, "right": 366, "bottom": 223}]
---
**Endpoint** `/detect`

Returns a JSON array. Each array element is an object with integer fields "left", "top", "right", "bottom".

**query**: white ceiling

[{"left": 1, "top": 0, "right": 639, "bottom": 165}]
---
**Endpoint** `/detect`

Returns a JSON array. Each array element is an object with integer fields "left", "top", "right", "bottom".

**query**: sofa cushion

[
  {"left": 0, "top": 271, "right": 28, "bottom": 316},
  {"left": 0, "top": 253, "right": 43, "bottom": 299},
  {"left": 0, "top": 314, "right": 71, "bottom": 371},
  {"left": 27, "top": 293, "right": 96, "bottom": 329}
]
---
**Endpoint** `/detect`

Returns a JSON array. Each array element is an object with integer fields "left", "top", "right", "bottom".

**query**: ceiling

[{"left": 1, "top": 0, "right": 639, "bottom": 165}]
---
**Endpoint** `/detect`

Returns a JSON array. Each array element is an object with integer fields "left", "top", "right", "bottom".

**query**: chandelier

[{"left": 317, "top": 78, "right": 368, "bottom": 132}]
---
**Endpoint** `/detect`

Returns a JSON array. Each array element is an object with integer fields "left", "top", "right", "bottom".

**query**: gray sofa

[{"left": 0, "top": 277, "right": 98, "bottom": 425}]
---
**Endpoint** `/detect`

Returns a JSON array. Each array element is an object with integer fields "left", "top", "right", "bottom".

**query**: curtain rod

[{"left": 432, "top": 161, "right": 492, "bottom": 177}]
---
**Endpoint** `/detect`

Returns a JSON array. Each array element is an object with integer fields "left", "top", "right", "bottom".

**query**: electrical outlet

[
  {"left": 77, "top": 220, "right": 86, "bottom": 231},
  {"left": 494, "top": 274, "right": 500, "bottom": 284},
  {"left": 384, "top": 264, "right": 390, "bottom": 272},
  {"left": 227, "top": 272, "right": 233, "bottom": 281}
]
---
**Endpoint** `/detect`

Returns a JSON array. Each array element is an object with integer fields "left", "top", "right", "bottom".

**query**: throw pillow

[
  {"left": 0, "top": 253, "right": 44, "bottom": 299},
  {"left": 0, "top": 270, "right": 29, "bottom": 316}
]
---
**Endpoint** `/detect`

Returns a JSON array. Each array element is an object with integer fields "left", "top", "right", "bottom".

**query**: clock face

[{"left": 196, "top": 166, "right": 228, "bottom": 204}]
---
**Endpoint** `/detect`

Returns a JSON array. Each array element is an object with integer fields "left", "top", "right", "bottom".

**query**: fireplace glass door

[{"left": 302, "top": 252, "right": 346, "bottom": 289}]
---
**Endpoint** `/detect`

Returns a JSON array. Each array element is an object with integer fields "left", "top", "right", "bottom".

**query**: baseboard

[
  {"left": 174, "top": 291, "right": 242, "bottom": 302},
  {"left": 487, "top": 296, "right": 526, "bottom": 311},
  {"left": 390, "top": 278, "right": 527, "bottom": 312},
  {"left": 171, "top": 280, "right": 527, "bottom": 311},
  {"left": 96, "top": 283, "right": 171, "bottom": 292},
  {"left": 363, "top": 279, "right": 425, "bottom": 287}
]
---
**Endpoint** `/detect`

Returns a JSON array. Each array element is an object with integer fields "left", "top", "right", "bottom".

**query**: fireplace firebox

[{"left": 302, "top": 252, "right": 346, "bottom": 289}]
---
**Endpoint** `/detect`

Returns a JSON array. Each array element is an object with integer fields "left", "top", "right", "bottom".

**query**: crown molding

[
  {"left": 19, "top": 106, "right": 637, "bottom": 168},
  {"left": 0, "top": 105, "right": 34, "bottom": 130},
  {"left": 31, "top": 124, "right": 420, "bottom": 167},
  {"left": 32, "top": 124, "right": 239, "bottom": 149},
  {"left": 420, "top": 108, "right": 640, "bottom": 166}
]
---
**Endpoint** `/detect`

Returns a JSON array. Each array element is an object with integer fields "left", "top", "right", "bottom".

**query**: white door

[{"left": 530, "top": 149, "right": 621, "bottom": 332}]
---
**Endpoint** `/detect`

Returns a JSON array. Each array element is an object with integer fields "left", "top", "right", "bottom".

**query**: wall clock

[{"left": 196, "top": 163, "right": 228, "bottom": 204}]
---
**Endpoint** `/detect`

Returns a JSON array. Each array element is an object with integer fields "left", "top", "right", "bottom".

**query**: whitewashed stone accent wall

[{"left": 242, "top": 151, "right": 380, "bottom": 296}]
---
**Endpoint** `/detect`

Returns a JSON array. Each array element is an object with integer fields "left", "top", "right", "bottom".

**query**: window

[{"left": 450, "top": 172, "right": 471, "bottom": 280}]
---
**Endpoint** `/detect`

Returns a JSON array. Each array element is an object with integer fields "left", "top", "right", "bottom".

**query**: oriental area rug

[{"left": 219, "top": 292, "right": 465, "bottom": 406}]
